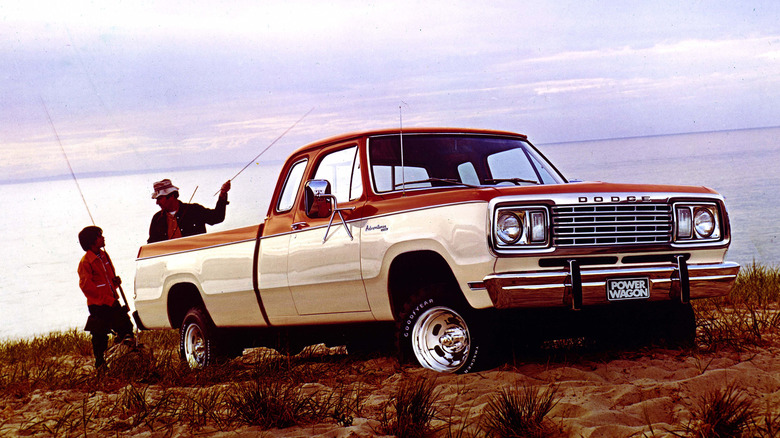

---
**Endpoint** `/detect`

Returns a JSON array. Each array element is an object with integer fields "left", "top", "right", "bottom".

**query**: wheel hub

[
  {"left": 411, "top": 306, "right": 471, "bottom": 373},
  {"left": 439, "top": 327, "right": 467, "bottom": 353},
  {"left": 185, "top": 325, "right": 206, "bottom": 368}
]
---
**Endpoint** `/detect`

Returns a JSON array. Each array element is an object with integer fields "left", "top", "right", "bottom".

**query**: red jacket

[{"left": 78, "top": 250, "right": 119, "bottom": 306}]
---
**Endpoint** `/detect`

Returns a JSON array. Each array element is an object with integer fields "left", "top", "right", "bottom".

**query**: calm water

[{"left": 1, "top": 127, "right": 777, "bottom": 340}]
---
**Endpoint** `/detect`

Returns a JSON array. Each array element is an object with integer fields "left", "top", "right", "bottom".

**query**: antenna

[{"left": 399, "top": 102, "right": 407, "bottom": 196}]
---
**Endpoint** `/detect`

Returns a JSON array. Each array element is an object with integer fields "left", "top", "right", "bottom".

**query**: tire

[
  {"left": 180, "top": 307, "right": 218, "bottom": 369},
  {"left": 398, "top": 287, "right": 489, "bottom": 373}
]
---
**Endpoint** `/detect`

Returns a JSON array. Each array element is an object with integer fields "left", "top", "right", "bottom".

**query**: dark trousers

[{"left": 86, "top": 302, "right": 134, "bottom": 367}]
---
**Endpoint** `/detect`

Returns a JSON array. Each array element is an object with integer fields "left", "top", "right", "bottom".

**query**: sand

[
  {"left": 2, "top": 335, "right": 779, "bottom": 437},
  {"left": 259, "top": 338, "right": 780, "bottom": 437}
]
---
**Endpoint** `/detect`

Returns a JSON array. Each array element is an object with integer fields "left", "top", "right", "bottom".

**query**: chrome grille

[{"left": 552, "top": 203, "right": 672, "bottom": 246}]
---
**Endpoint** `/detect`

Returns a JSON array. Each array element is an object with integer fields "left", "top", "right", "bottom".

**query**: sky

[{"left": 2, "top": 0, "right": 779, "bottom": 183}]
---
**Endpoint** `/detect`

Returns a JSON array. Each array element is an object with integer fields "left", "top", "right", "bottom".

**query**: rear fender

[{"left": 164, "top": 277, "right": 207, "bottom": 329}]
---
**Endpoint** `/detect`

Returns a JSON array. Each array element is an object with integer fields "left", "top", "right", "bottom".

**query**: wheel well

[
  {"left": 167, "top": 283, "right": 205, "bottom": 329},
  {"left": 388, "top": 251, "right": 464, "bottom": 318}
]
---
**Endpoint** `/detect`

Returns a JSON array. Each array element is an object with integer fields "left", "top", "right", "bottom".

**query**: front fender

[{"left": 361, "top": 203, "right": 496, "bottom": 317}]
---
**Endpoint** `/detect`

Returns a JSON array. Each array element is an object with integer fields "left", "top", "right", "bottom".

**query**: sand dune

[
  {"left": 3, "top": 334, "right": 778, "bottom": 437},
  {"left": 195, "top": 339, "right": 780, "bottom": 436}
]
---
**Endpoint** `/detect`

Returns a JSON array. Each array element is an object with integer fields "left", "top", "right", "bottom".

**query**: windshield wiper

[
  {"left": 394, "top": 178, "right": 479, "bottom": 189},
  {"left": 484, "top": 178, "right": 539, "bottom": 186}
]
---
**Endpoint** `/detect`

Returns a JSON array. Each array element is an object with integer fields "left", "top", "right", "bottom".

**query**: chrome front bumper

[{"left": 484, "top": 259, "right": 740, "bottom": 309}]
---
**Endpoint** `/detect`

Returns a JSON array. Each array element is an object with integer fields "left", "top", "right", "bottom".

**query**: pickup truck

[{"left": 133, "top": 127, "right": 740, "bottom": 373}]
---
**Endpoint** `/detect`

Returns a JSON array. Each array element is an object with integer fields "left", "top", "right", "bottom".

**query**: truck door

[
  {"left": 256, "top": 158, "right": 308, "bottom": 320},
  {"left": 287, "top": 144, "right": 369, "bottom": 315}
]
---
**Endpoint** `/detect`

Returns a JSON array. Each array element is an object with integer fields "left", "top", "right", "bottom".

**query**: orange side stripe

[{"left": 137, "top": 225, "right": 260, "bottom": 259}]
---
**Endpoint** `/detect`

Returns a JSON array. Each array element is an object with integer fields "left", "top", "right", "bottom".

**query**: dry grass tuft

[
  {"left": 481, "top": 383, "right": 561, "bottom": 438},
  {"left": 671, "top": 383, "right": 762, "bottom": 438},
  {"left": 379, "top": 376, "right": 440, "bottom": 438},
  {"left": 695, "top": 262, "right": 780, "bottom": 351}
]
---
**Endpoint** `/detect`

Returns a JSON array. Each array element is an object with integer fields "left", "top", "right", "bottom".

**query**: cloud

[
  {"left": 759, "top": 50, "right": 780, "bottom": 61},
  {"left": 524, "top": 36, "right": 780, "bottom": 71},
  {"left": 2, "top": 2, "right": 779, "bottom": 181},
  {"left": 533, "top": 78, "right": 615, "bottom": 95}
]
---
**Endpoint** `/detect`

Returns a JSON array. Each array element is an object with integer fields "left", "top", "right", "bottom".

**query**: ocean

[{"left": 1, "top": 127, "right": 777, "bottom": 340}]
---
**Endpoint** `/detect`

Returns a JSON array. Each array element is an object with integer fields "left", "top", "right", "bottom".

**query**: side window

[
  {"left": 276, "top": 159, "right": 307, "bottom": 212},
  {"left": 314, "top": 146, "right": 362, "bottom": 203}
]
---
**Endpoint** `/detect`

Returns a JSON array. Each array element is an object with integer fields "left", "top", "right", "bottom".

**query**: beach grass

[
  {"left": 670, "top": 382, "right": 780, "bottom": 438},
  {"left": 1, "top": 263, "right": 779, "bottom": 436},
  {"left": 481, "top": 383, "right": 561, "bottom": 438},
  {"left": 730, "top": 261, "right": 780, "bottom": 304},
  {"left": 694, "top": 261, "right": 780, "bottom": 351},
  {"left": 379, "top": 376, "right": 440, "bottom": 438},
  {"left": 4, "top": 331, "right": 380, "bottom": 435}
]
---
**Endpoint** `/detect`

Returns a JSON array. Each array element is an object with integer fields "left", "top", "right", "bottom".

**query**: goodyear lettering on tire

[{"left": 403, "top": 298, "right": 434, "bottom": 338}]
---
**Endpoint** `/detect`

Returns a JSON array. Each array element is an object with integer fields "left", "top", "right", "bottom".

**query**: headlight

[
  {"left": 674, "top": 203, "right": 721, "bottom": 242},
  {"left": 694, "top": 208, "right": 715, "bottom": 238},
  {"left": 493, "top": 207, "right": 549, "bottom": 250},
  {"left": 496, "top": 211, "right": 522, "bottom": 244}
]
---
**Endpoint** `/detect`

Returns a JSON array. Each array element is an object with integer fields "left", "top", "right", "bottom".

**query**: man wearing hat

[{"left": 147, "top": 179, "right": 231, "bottom": 243}]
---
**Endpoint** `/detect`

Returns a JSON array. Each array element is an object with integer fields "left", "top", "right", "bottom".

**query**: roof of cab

[{"left": 289, "top": 127, "right": 528, "bottom": 156}]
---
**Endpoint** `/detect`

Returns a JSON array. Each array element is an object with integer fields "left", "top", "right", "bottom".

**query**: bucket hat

[{"left": 151, "top": 179, "right": 179, "bottom": 199}]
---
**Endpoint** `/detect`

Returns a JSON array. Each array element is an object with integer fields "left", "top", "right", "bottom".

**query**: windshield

[{"left": 368, "top": 134, "right": 566, "bottom": 193}]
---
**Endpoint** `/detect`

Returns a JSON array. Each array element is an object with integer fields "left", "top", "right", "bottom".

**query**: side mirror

[{"left": 304, "top": 180, "right": 333, "bottom": 219}]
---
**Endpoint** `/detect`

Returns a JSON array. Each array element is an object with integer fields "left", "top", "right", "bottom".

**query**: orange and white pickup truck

[{"left": 133, "top": 128, "right": 740, "bottom": 373}]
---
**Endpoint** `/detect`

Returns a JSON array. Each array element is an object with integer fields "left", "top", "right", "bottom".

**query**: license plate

[{"left": 606, "top": 277, "right": 650, "bottom": 301}]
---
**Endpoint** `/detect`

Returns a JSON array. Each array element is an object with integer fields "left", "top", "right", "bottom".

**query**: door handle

[{"left": 291, "top": 222, "right": 309, "bottom": 231}]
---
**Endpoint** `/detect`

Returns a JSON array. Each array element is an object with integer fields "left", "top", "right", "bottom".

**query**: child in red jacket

[{"left": 77, "top": 226, "right": 134, "bottom": 367}]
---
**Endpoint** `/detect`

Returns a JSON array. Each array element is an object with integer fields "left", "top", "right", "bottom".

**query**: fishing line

[
  {"left": 41, "top": 98, "right": 96, "bottom": 225},
  {"left": 215, "top": 106, "right": 315, "bottom": 195},
  {"left": 42, "top": 98, "right": 138, "bottom": 330},
  {"left": 63, "top": 25, "right": 151, "bottom": 169}
]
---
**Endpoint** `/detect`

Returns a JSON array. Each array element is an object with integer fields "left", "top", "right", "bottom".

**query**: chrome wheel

[
  {"left": 179, "top": 307, "right": 215, "bottom": 369},
  {"left": 411, "top": 306, "right": 471, "bottom": 373},
  {"left": 183, "top": 323, "right": 207, "bottom": 368}
]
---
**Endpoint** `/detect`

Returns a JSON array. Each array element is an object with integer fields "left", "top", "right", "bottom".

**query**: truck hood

[
  {"left": 487, "top": 181, "right": 719, "bottom": 197},
  {"left": 364, "top": 180, "right": 722, "bottom": 220}
]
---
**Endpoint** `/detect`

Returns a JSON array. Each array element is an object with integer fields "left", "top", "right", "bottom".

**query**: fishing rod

[
  {"left": 214, "top": 106, "right": 315, "bottom": 196},
  {"left": 41, "top": 98, "right": 137, "bottom": 331},
  {"left": 102, "top": 251, "right": 131, "bottom": 312},
  {"left": 188, "top": 185, "right": 199, "bottom": 203}
]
